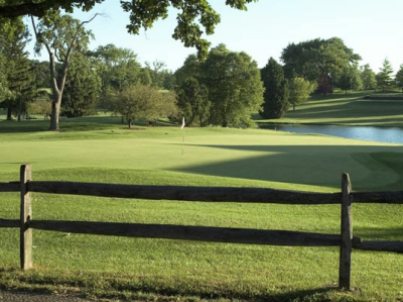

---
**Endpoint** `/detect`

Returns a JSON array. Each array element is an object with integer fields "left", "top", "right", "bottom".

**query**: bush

[{"left": 112, "top": 84, "right": 178, "bottom": 128}]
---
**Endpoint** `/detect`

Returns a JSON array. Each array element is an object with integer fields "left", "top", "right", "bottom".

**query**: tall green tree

[
  {"left": 376, "top": 59, "right": 394, "bottom": 92},
  {"left": 395, "top": 64, "right": 403, "bottom": 91},
  {"left": 31, "top": 10, "right": 96, "bottom": 130},
  {"left": 0, "top": 17, "right": 34, "bottom": 120},
  {"left": 281, "top": 38, "right": 361, "bottom": 93},
  {"left": 360, "top": 64, "right": 377, "bottom": 90},
  {"left": 62, "top": 53, "right": 101, "bottom": 117},
  {"left": 177, "top": 77, "right": 210, "bottom": 126},
  {"left": 201, "top": 44, "right": 264, "bottom": 127},
  {"left": 7, "top": 56, "right": 36, "bottom": 120},
  {"left": 288, "top": 77, "right": 316, "bottom": 111},
  {"left": 0, "top": 1, "right": 257, "bottom": 59},
  {"left": 260, "top": 57, "right": 289, "bottom": 119}
]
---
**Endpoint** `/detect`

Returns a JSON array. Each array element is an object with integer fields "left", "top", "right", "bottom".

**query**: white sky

[{"left": 27, "top": 0, "right": 403, "bottom": 73}]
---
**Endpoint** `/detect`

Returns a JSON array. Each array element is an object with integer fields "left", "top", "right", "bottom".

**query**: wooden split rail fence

[{"left": 0, "top": 164, "right": 402, "bottom": 290}]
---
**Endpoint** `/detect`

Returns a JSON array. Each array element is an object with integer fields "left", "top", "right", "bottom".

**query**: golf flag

[{"left": 181, "top": 117, "right": 186, "bottom": 129}]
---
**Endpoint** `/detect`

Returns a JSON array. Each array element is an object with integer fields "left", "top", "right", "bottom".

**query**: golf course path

[{"left": 0, "top": 291, "right": 93, "bottom": 302}]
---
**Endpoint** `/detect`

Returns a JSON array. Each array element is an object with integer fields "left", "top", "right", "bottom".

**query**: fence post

[
  {"left": 339, "top": 172, "right": 352, "bottom": 290},
  {"left": 20, "top": 164, "right": 32, "bottom": 270}
]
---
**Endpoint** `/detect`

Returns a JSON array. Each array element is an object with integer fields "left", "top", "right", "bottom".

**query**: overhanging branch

[{"left": 0, "top": 0, "right": 102, "bottom": 18}]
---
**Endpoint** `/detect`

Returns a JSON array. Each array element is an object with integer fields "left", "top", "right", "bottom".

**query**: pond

[{"left": 262, "top": 123, "right": 403, "bottom": 144}]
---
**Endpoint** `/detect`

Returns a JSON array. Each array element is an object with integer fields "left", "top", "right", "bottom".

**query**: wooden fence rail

[
  {"left": 0, "top": 164, "right": 402, "bottom": 290},
  {"left": 0, "top": 182, "right": 19, "bottom": 192}
]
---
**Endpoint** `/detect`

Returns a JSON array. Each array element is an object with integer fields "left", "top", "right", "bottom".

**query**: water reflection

[{"left": 263, "top": 124, "right": 403, "bottom": 144}]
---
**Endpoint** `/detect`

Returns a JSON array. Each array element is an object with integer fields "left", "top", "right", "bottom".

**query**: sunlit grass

[
  {"left": 0, "top": 118, "right": 402, "bottom": 301},
  {"left": 258, "top": 91, "right": 403, "bottom": 127}
]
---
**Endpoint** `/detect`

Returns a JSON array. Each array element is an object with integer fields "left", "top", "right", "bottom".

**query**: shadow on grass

[
  {"left": 174, "top": 145, "right": 403, "bottom": 191},
  {"left": 0, "top": 116, "right": 176, "bottom": 134},
  {"left": 0, "top": 117, "right": 119, "bottom": 133},
  {"left": 0, "top": 120, "right": 49, "bottom": 132},
  {"left": 0, "top": 270, "right": 345, "bottom": 302}
]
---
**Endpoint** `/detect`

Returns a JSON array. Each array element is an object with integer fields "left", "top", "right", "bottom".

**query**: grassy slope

[
  {"left": 0, "top": 118, "right": 402, "bottom": 301},
  {"left": 258, "top": 91, "right": 403, "bottom": 127}
]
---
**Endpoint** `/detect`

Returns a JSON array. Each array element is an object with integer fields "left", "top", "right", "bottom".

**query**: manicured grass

[
  {"left": 0, "top": 118, "right": 402, "bottom": 301},
  {"left": 258, "top": 91, "right": 403, "bottom": 127}
]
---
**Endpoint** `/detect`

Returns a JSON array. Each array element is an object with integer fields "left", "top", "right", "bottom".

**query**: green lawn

[
  {"left": 258, "top": 91, "right": 403, "bottom": 127},
  {"left": 0, "top": 118, "right": 402, "bottom": 301}
]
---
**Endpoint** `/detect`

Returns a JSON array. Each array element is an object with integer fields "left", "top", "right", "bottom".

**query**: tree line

[{"left": 1, "top": 12, "right": 403, "bottom": 129}]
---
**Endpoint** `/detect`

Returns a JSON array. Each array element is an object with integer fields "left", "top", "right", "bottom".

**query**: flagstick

[{"left": 181, "top": 117, "right": 186, "bottom": 155}]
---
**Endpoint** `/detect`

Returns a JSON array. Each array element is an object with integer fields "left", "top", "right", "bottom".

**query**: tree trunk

[
  {"left": 17, "top": 100, "right": 22, "bottom": 122},
  {"left": 49, "top": 94, "right": 62, "bottom": 131},
  {"left": 6, "top": 106, "right": 12, "bottom": 121},
  {"left": 128, "top": 119, "right": 132, "bottom": 129}
]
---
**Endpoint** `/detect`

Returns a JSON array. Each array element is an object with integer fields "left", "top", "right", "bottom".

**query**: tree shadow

[
  {"left": 174, "top": 144, "right": 403, "bottom": 191},
  {"left": 0, "top": 277, "right": 342, "bottom": 302},
  {"left": 0, "top": 116, "right": 122, "bottom": 133}
]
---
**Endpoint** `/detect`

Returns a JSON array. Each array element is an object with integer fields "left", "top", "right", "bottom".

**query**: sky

[{"left": 27, "top": 0, "right": 403, "bottom": 73}]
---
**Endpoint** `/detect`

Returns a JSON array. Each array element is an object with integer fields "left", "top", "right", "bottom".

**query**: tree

[
  {"left": 338, "top": 65, "right": 363, "bottom": 92},
  {"left": 288, "top": 77, "right": 316, "bottom": 111},
  {"left": 177, "top": 77, "right": 210, "bottom": 126},
  {"left": 0, "top": 17, "right": 34, "bottom": 121},
  {"left": 174, "top": 55, "right": 201, "bottom": 85},
  {"left": 360, "top": 64, "right": 377, "bottom": 90},
  {"left": 281, "top": 38, "right": 361, "bottom": 93},
  {"left": 112, "top": 84, "right": 177, "bottom": 128},
  {"left": 201, "top": 44, "right": 264, "bottom": 127},
  {"left": 7, "top": 55, "right": 36, "bottom": 120},
  {"left": 174, "top": 45, "right": 263, "bottom": 127},
  {"left": 260, "top": 57, "right": 289, "bottom": 119},
  {"left": 145, "top": 61, "right": 175, "bottom": 89},
  {"left": 0, "top": 1, "right": 256, "bottom": 59},
  {"left": 376, "top": 59, "right": 394, "bottom": 92},
  {"left": 27, "top": 88, "right": 51, "bottom": 118},
  {"left": 395, "top": 64, "right": 403, "bottom": 91},
  {"left": 31, "top": 10, "right": 96, "bottom": 130},
  {"left": 89, "top": 44, "right": 142, "bottom": 96},
  {"left": 62, "top": 53, "right": 101, "bottom": 117},
  {"left": 31, "top": 60, "right": 52, "bottom": 89},
  {"left": 0, "top": 54, "right": 9, "bottom": 100}
]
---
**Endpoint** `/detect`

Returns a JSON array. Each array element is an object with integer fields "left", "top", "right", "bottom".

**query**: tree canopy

[
  {"left": 201, "top": 44, "right": 264, "bottom": 127},
  {"left": 112, "top": 84, "right": 177, "bottom": 128},
  {"left": 281, "top": 38, "right": 361, "bottom": 93},
  {"left": 0, "top": 0, "right": 257, "bottom": 58},
  {"left": 175, "top": 44, "right": 263, "bottom": 127}
]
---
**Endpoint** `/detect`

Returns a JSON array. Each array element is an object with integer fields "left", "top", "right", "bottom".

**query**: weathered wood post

[
  {"left": 339, "top": 172, "right": 352, "bottom": 289},
  {"left": 20, "top": 164, "right": 32, "bottom": 270}
]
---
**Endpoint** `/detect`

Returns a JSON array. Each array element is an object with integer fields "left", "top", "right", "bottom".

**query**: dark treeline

[{"left": 1, "top": 14, "right": 403, "bottom": 129}]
